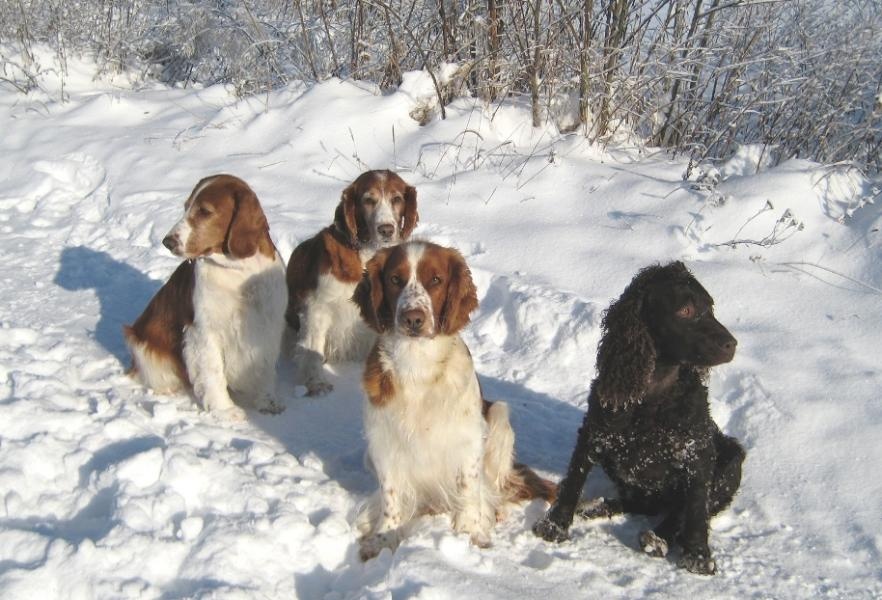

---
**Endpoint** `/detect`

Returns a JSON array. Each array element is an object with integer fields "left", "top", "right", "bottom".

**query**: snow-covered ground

[{"left": 1, "top": 52, "right": 880, "bottom": 599}]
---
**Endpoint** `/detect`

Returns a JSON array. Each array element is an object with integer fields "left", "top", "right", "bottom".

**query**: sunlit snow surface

[{"left": 1, "top": 50, "right": 880, "bottom": 599}]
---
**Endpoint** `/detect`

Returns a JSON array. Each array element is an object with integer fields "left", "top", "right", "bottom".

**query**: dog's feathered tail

[
  {"left": 483, "top": 400, "right": 557, "bottom": 504},
  {"left": 506, "top": 463, "right": 558, "bottom": 503}
]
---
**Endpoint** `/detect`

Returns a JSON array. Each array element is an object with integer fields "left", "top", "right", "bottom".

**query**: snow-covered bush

[{"left": 1, "top": 0, "right": 879, "bottom": 172}]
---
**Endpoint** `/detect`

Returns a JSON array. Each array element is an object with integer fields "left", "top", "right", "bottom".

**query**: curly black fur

[{"left": 533, "top": 262, "right": 745, "bottom": 575}]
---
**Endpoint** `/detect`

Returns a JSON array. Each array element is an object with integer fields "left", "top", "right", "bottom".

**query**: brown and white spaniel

[
  {"left": 284, "top": 170, "right": 418, "bottom": 396},
  {"left": 124, "top": 175, "right": 287, "bottom": 420},
  {"left": 352, "top": 241, "right": 555, "bottom": 560}
]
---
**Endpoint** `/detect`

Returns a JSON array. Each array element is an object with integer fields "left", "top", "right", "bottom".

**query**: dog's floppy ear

[
  {"left": 353, "top": 248, "right": 392, "bottom": 333},
  {"left": 333, "top": 182, "right": 360, "bottom": 246},
  {"left": 400, "top": 185, "right": 419, "bottom": 239},
  {"left": 439, "top": 249, "right": 479, "bottom": 335},
  {"left": 594, "top": 269, "right": 657, "bottom": 411},
  {"left": 225, "top": 184, "right": 267, "bottom": 258}
]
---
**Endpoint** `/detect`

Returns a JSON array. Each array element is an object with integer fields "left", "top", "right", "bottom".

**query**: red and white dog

[
  {"left": 284, "top": 170, "right": 418, "bottom": 396},
  {"left": 353, "top": 241, "right": 555, "bottom": 560},
  {"left": 124, "top": 175, "right": 287, "bottom": 420}
]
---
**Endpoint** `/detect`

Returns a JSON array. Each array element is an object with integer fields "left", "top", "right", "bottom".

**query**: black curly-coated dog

[{"left": 533, "top": 261, "right": 745, "bottom": 575}]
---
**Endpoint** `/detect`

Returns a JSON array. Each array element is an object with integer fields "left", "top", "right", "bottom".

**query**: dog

[
  {"left": 532, "top": 261, "right": 744, "bottom": 575},
  {"left": 124, "top": 175, "right": 287, "bottom": 420},
  {"left": 353, "top": 241, "right": 555, "bottom": 560},
  {"left": 284, "top": 170, "right": 418, "bottom": 396}
]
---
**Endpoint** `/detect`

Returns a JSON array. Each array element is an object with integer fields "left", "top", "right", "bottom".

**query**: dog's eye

[
  {"left": 197, "top": 206, "right": 212, "bottom": 217},
  {"left": 429, "top": 275, "right": 442, "bottom": 286},
  {"left": 676, "top": 304, "right": 695, "bottom": 319},
  {"left": 363, "top": 196, "right": 377, "bottom": 207},
  {"left": 391, "top": 195, "right": 403, "bottom": 205},
  {"left": 390, "top": 275, "right": 403, "bottom": 286}
]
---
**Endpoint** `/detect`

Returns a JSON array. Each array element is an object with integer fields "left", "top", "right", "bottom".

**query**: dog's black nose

[
  {"left": 718, "top": 335, "right": 737, "bottom": 361},
  {"left": 402, "top": 309, "right": 425, "bottom": 332},
  {"left": 377, "top": 224, "right": 395, "bottom": 239},
  {"left": 162, "top": 235, "right": 177, "bottom": 251}
]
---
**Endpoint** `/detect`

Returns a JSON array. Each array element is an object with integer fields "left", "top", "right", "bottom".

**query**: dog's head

[
  {"left": 353, "top": 241, "right": 478, "bottom": 338},
  {"left": 333, "top": 170, "right": 418, "bottom": 249},
  {"left": 595, "top": 261, "right": 737, "bottom": 411},
  {"left": 162, "top": 174, "right": 269, "bottom": 260}
]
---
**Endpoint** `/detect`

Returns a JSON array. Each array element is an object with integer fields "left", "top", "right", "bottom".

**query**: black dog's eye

[
  {"left": 676, "top": 304, "right": 695, "bottom": 319},
  {"left": 390, "top": 274, "right": 403, "bottom": 286}
]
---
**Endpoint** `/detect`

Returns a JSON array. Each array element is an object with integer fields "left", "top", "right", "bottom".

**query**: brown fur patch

[
  {"left": 506, "top": 463, "right": 558, "bottom": 503},
  {"left": 124, "top": 260, "right": 195, "bottom": 384},
  {"left": 352, "top": 247, "right": 394, "bottom": 333},
  {"left": 363, "top": 344, "right": 396, "bottom": 406}
]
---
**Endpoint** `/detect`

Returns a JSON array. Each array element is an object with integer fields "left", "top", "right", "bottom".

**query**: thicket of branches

[{"left": 2, "top": 0, "right": 880, "bottom": 172}]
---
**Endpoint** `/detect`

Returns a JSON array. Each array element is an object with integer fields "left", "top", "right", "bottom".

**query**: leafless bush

[{"left": 1, "top": 0, "right": 879, "bottom": 173}]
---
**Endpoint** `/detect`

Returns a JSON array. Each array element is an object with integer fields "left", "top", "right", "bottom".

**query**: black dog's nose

[
  {"left": 718, "top": 334, "right": 737, "bottom": 361},
  {"left": 402, "top": 309, "right": 425, "bottom": 332},
  {"left": 377, "top": 224, "right": 395, "bottom": 239},
  {"left": 162, "top": 235, "right": 177, "bottom": 251}
]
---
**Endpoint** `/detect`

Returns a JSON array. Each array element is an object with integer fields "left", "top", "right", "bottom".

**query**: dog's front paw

[
  {"left": 453, "top": 509, "right": 493, "bottom": 545},
  {"left": 359, "top": 531, "right": 398, "bottom": 561},
  {"left": 532, "top": 516, "right": 570, "bottom": 543},
  {"left": 257, "top": 396, "right": 285, "bottom": 414},
  {"left": 576, "top": 497, "right": 622, "bottom": 519},
  {"left": 305, "top": 379, "right": 333, "bottom": 397},
  {"left": 679, "top": 551, "right": 716, "bottom": 575},
  {"left": 216, "top": 406, "right": 248, "bottom": 422},
  {"left": 639, "top": 530, "right": 669, "bottom": 558},
  {"left": 469, "top": 531, "right": 492, "bottom": 548}
]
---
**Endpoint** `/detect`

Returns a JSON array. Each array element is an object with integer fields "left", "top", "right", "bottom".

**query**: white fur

[
  {"left": 394, "top": 243, "right": 436, "bottom": 334},
  {"left": 165, "top": 217, "right": 192, "bottom": 253},
  {"left": 188, "top": 252, "right": 287, "bottom": 418},
  {"left": 126, "top": 338, "right": 185, "bottom": 394},
  {"left": 165, "top": 176, "right": 215, "bottom": 249},
  {"left": 364, "top": 172, "right": 399, "bottom": 246},
  {"left": 360, "top": 332, "right": 516, "bottom": 559}
]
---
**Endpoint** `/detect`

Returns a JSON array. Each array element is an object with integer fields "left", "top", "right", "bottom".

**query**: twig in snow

[{"left": 774, "top": 261, "right": 882, "bottom": 295}]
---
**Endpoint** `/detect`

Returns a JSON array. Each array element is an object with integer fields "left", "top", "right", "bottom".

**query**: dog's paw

[
  {"left": 679, "top": 551, "right": 716, "bottom": 575},
  {"left": 216, "top": 406, "right": 248, "bottom": 422},
  {"left": 576, "top": 497, "right": 621, "bottom": 519},
  {"left": 532, "top": 517, "right": 570, "bottom": 543},
  {"left": 638, "top": 530, "right": 669, "bottom": 558},
  {"left": 469, "top": 531, "right": 492, "bottom": 549},
  {"left": 359, "top": 532, "right": 398, "bottom": 562},
  {"left": 306, "top": 379, "right": 333, "bottom": 397},
  {"left": 453, "top": 509, "right": 493, "bottom": 543},
  {"left": 257, "top": 397, "right": 285, "bottom": 414}
]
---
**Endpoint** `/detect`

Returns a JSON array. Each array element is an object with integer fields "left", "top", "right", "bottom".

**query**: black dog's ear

[
  {"left": 594, "top": 274, "right": 656, "bottom": 411},
  {"left": 352, "top": 248, "right": 392, "bottom": 333},
  {"left": 668, "top": 260, "right": 690, "bottom": 278}
]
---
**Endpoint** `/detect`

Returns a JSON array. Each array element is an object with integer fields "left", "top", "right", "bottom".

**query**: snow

[{"left": 1, "top": 52, "right": 881, "bottom": 598}]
